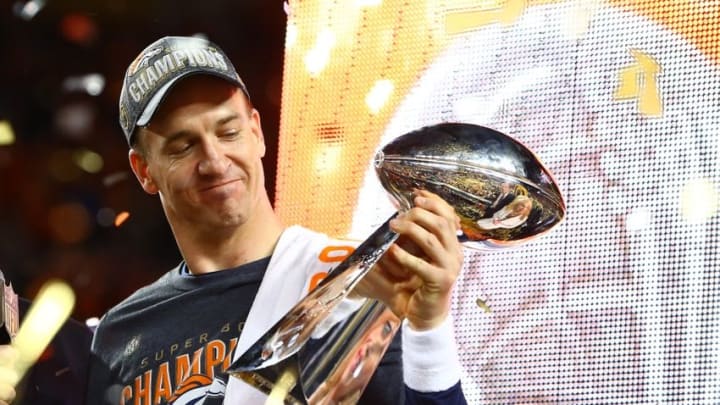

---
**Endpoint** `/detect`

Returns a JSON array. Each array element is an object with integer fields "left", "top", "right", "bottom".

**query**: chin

[{"left": 214, "top": 211, "right": 248, "bottom": 228}]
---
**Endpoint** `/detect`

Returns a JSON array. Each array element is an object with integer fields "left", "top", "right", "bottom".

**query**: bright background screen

[{"left": 275, "top": 1, "right": 720, "bottom": 403}]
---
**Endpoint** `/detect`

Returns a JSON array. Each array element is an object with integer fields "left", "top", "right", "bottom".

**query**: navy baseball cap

[{"left": 118, "top": 36, "right": 250, "bottom": 145}]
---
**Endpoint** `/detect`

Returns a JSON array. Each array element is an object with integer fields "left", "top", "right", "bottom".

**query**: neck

[{"left": 171, "top": 200, "right": 285, "bottom": 275}]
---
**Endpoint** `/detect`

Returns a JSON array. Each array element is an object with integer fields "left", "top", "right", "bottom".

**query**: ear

[
  {"left": 250, "top": 108, "right": 266, "bottom": 158},
  {"left": 129, "top": 149, "right": 159, "bottom": 195}
]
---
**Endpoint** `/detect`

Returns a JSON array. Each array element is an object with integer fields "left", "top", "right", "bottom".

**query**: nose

[{"left": 197, "top": 139, "right": 229, "bottom": 176}]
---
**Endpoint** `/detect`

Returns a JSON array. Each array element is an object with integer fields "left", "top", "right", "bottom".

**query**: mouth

[
  {"left": 196, "top": 179, "right": 245, "bottom": 201},
  {"left": 199, "top": 179, "right": 241, "bottom": 193}
]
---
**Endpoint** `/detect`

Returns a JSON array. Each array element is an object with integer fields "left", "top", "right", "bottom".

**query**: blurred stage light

[
  {"left": 102, "top": 171, "right": 130, "bottom": 188},
  {"left": 48, "top": 149, "right": 82, "bottom": 182},
  {"left": 11, "top": 280, "right": 74, "bottom": 385},
  {"left": 48, "top": 202, "right": 92, "bottom": 244},
  {"left": 114, "top": 211, "right": 130, "bottom": 227},
  {"left": 286, "top": 22, "right": 298, "bottom": 48},
  {"left": 72, "top": 148, "right": 103, "bottom": 173},
  {"left": 54, "top": 102, "right": 94, "bottom": 140},
  {"left": 12, "top": 0, "right": 45, "bottom": 21},
  {"left": 304, "top": 29, "right": 336, "bottom": 76},
  {"left": 453, "top": 96, "right": 492, "bottom": 121},
  {"left": 96, "top": 207, "right": 116, "bottom": 227},
  {"left": 365, "top": 79, "right": 394, "bottom": 114},
  {"left": 62, "top": 74, "right": 106, "bottom": 96},
  {"left": 59, "top": 13, "right": 98, "bottom": 46},
  {"left": 563, "top": 0, "right": 600, "bottom": 39},
  {"left": 680, "top": 178, "right": 718, "bottom": 224},
  {"left": 0, "top": 121, "right": 15, "bottom": 145},
  {"left": 85, "top": 316, "right": 99, "bottom": 331},
  {"left": 314, "top": 144, "right": 343, "bottom": 175},
  {"left": 626, "top": 207, "right": 652, "bottom": 231}
]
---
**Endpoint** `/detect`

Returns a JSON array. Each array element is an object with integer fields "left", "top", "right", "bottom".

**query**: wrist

[
  {"left": 407, "top": 301, "right": 451, "bottom": 331},
  {"left": 402, "top": 315, "right": 462, "bottom": 392},
  {"left": 407, "top": 314, "right": 446, "bottom": 331}
]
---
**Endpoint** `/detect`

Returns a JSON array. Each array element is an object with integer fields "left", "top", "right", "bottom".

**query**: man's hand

[
  {"left": 0, "top": 345, "right": 18, "bottom": 405},
  {"left": 356, "top": 190, "right": 464, "bottom": 331}
]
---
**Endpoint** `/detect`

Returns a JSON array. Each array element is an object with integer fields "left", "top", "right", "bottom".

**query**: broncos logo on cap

[{"left": 128, "top": 46, "right": 164, "bottom": 77}]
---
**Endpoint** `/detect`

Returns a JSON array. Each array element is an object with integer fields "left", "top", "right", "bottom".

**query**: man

[{"left": 85, "top": 36, "right": 466, "bottom": 404}]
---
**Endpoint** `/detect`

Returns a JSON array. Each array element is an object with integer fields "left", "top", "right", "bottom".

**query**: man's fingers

[
  {"left": 376, "top": 247, "right": 414, "bottom": 280},
  {"left": 363, "top": 189, "right": 464, "bottom": 329},
  {"left": 414, "top": 190, "right": 460, "bottom": 230},
  {"left": 384, "top": 241, "right": 443, "bottom": 288},
  {"left": 380, "top": 247, "right": 424, "bottom": 291},
  {"left": 358, "top": 251, "right": 425, "bottom": 315},
  {"left": 0, "top": 382, "right": 16, "bottom": 403},
  {"left": 390, "top": 212, "right": 459, "bottom": 271},
  {"left": 365, "top": 256, "right": 422, "bottom": 295},
  {"left": 401, "top": 192, "right": 462, "bottom": 251}
]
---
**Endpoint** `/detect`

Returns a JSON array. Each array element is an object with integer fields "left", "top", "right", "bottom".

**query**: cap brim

[{"left": 136, "top": 70, "right": 245, "bottom": 128}]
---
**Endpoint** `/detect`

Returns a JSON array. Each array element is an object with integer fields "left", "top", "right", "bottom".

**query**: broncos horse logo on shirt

[{"left": 169, "top": 374, "right": 226, "bottom": 405}]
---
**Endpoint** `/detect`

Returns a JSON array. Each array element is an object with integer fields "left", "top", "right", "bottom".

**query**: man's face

[{"left": 129, "top": 76, "right": 267, "bottom": 233}]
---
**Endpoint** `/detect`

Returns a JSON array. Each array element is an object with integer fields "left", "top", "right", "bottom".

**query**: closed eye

[
  {"left": 165, "top": 138, "right": 195, "bottom": 156},
  {"left": 219, "top": 129, "right": 240, "bottom": 139},
  {"left": 161, "top": 129, "right": 196, "bottom": 156}
]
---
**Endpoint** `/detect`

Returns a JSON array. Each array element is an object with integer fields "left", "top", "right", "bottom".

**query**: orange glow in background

[
  {"left": 275, "top": 0, "right": 720, "bottom": 402},
  {"left": 274, "top": 0, "right": 720, "bottom": 236}
]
